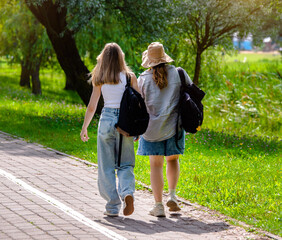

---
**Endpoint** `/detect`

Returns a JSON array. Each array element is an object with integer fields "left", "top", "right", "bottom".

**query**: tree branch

[
  {"left": 25, "top": 0, "right": 61, "bottom": 37},
  {"left": 24, "top": 1, "right": 46, "bottom": 26}
]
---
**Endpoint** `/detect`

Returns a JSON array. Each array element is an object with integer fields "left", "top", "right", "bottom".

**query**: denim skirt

[{"left": 137, "top": 129, "right": 185, "bottom": 156}]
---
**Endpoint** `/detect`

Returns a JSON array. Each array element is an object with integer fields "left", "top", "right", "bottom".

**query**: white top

[
  {"left": 101, "top": 72, "right": 127, "bottom": 108},
  {"left": 137, "top": 65, "right": 192, "bottom": 141}
]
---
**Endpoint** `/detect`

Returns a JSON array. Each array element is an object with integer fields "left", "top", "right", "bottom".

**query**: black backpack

[
  {"left": 176, "top": 67, "right": 205, "bottom": 135},
  {"left": 115, "top": 74, "right": 149, "bottom": 166}
]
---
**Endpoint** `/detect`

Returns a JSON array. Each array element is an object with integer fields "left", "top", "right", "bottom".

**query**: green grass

[
  {"left": 201, "top": 58, "right": 282, "bottom": 139},
  {"left": 0, "top": 56, "right": 281, "bottom": 236},
  {"left": 135, "top": 130, "right": 281, "bottom": 234},
  {"left": 224, "top": 51, "right": 281, "bottom": 62}
]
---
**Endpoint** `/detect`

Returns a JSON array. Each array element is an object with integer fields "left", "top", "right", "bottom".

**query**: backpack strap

[
  {"left": 126, "top": 73, "right": 131, "bottom": 87},
  {"left": 117, "top": 73, "right": 131, "bottom": 168},
  {"left": 175, "top": 67, "right": 186, "bottom": 150},
  {"left": 117, "top": 134, "right": 123, "bottom": 167},
  {"left": 177, "top": 67, "right": 186, "bottom": 87}
]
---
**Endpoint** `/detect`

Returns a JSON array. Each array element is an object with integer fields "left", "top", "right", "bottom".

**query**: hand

[{"left": 80, "top": 129, "right": 89, "bottom": 142}]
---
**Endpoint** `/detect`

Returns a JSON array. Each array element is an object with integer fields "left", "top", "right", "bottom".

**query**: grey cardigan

[{"left": 137, "top": 65, "right": 192, "bottom": 141}]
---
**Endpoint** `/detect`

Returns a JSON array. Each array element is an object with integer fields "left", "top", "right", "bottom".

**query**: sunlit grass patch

[
  {"left": 202, "top": 59, "right": 282, "bottom": 139},
  {"left": 224, "top": 51, "right": 281, "bottom": 63}
]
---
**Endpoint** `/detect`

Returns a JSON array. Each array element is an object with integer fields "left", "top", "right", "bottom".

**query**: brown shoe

[
  {"left": 166, "top": 196, "right": 181, "bottom": 212},
  {"left": 123, "top": 195, "right": 134, "bottom": 216}
]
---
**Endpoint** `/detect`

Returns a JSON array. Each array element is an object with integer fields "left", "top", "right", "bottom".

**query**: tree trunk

[
  {"left": 46, "top": 29, "right": 104, "bottom": 113},
  {"left": 238, "top": 39, "right": 241, "bottom": 52},
  {"left": 193, "top": 50, "right": 202, "bottom": 86},
  {"left": 64, "top": 74, "right": 75, "bottom": 90},
  {"left": 46, "top": 29, "right": 93, "bottom": 103},
  {"left": 31, "top": 62, "right": 42, "bottom": 95},
  {"left": 20, "top": 61, "right": 31, "bottom": 88},
  {"left": 25, "top": 0, "right": 103, "bottom": 114}
]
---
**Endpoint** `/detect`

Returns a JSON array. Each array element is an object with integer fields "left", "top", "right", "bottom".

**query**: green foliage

[
  {"left": 26, "top": 0, "right": 168, "bottom": 42},
  {"left": 250, "top": 0, "right": 282, "bottom": 45},
  {"left": 60, "top": 0, "right": 106, "bottom": 33},
  {"left": 172, "top": 0, "right": 265, "bottom": 49},
  {"left": 168, "top": 43, "right": 227, "bottom": 84},
  {"left": 0, "top": 0, "right": 54, "bottom": 68},
  {"left": 109, "top": 0, "right": 169, "bottom": 43},
  {"left": 74, "top": 0, "right": 169, "bottom": 73},
  {"left": 167, "top": 0, "right": 277, "bottom": 84},
  {"left": 23, "top": 0, "right": 169, "bottom": 100},
  {"left": 75, "top": 13, "right": 147, "bottom": 74},
  {"left": 202, "top": 58, "right": 282, "bottom": 138}
]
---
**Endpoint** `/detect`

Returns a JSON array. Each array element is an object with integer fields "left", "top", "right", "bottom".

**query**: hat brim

[{"left": 141, "top": 50, "right": 174, "bottom": 68}]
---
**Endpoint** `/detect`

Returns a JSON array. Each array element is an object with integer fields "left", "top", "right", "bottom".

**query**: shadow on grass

[
  {"left": 0, "top": 75, "right": 22, "bottom": 89},
  {"left": 42, "top": 88, "right": 83, "bottom": 105},
  {"left": 0, "top": 74, "right": 83, "bottom": 105}
]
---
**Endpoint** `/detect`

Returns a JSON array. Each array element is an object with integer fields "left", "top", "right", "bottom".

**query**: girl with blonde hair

[
  {"left": 80, "top": 43, "right": 139, "bottom": 217},
  {"left": 137, "top": 42, "right": 192, "bottom": 217}
]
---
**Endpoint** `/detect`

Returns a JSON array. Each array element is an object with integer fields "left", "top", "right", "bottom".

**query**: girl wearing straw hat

[{"left": 137, "top": 42, "right": 192, "bottom": 217}]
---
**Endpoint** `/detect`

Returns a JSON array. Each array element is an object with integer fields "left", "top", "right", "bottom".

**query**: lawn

[
  {"left": 224, "top": 51, "right": 281, "bottom": 62},
  {"left": 0, "top": 55, "right": 281, "bottom": 236}
]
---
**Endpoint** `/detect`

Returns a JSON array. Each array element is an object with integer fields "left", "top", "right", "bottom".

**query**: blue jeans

[{"left": 97, "top": 108, "right": 135, "bottom": 214}]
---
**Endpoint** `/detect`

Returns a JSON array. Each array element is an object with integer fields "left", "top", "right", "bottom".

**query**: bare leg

[
  {"left": 165, "top": 155, "right": 181, "bottom": 211},
  {"left": 165, "top": 155, "right": 180, "bottom": 190},
  {"left": 149, "top": 155, "right": 164, "bottom": 203}
]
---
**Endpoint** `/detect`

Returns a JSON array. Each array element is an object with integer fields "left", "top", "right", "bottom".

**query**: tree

[
  {"left": 172, "top": 0, "right": 270, "bottom": 85},
  {"left": 75, "top": 10, "right": 160, "bottom": 74},
  {"left": 25, "top": 0, "right": 168, "bottom": 113},
  {"left": 0, "top": 0, "right": 54, "bottom": 94},
  {"left": 251, "top": 0, "right": 282, "bottom": 48}
]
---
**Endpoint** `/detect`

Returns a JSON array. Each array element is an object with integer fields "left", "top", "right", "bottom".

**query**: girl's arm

[{"left": 80, "top": 85, "right": 101, "bottom": 142}]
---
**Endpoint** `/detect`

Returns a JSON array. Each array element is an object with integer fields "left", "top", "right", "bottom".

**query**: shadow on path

[{"left": 97, "top": 213, "right": 229, "bottom": 236}]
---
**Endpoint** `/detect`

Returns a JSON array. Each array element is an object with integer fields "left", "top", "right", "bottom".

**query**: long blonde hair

[
  {"left": 90, "top": 43, "right": 131, "bottom": 86},
  {"left": 152, "top": 63, "right": 168, "bottom": 89}
]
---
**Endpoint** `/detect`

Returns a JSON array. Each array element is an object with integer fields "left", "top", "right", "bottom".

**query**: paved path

[{"left": 0, "top": 131, "right": 278, "bottom": 240}]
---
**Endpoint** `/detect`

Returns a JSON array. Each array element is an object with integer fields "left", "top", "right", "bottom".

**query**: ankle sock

[{"left": 169, "top": 189, "right": 176, "bottom": 198}]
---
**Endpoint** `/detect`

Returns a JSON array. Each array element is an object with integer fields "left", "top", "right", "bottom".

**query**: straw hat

[{"left": 141, "top": 42, "right": 173, "bottom": 68}]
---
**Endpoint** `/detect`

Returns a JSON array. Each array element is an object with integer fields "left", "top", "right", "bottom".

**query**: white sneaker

[
  {"left": 149, "top": 203, "right": 166, "bottom": 217},
  {"left": 166, "top": 196, "right": 181, "bottom": 212},
  {"left": 123, "top": 195, "right": 134, "bottom": 216}
]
